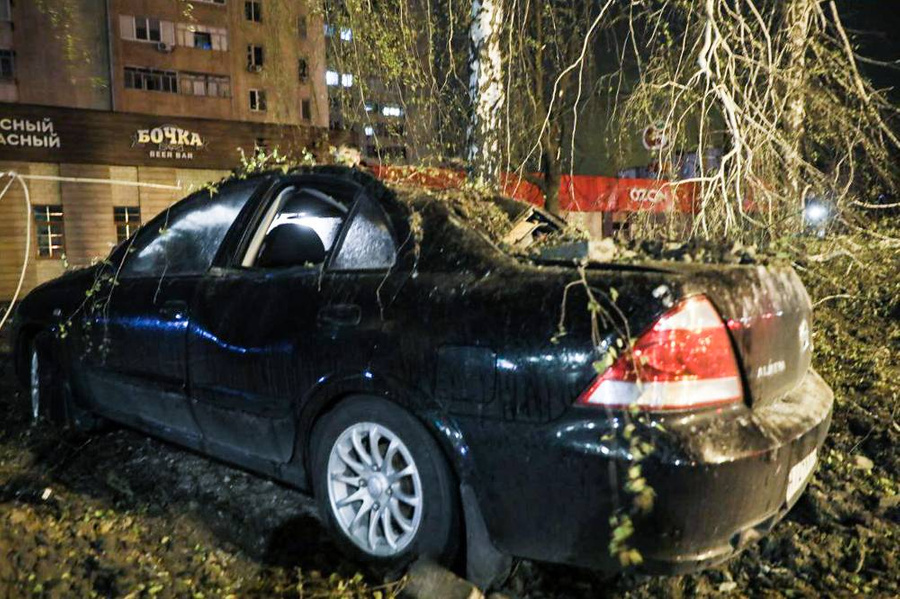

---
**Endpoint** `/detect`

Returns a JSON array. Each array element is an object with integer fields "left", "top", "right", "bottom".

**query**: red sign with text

[{"left": 368, "top": 166, "right": 698, "bottom": 213}]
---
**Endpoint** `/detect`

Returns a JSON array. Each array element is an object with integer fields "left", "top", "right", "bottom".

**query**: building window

[
  {"left": 120, "top": 15, "right": 175, "bottom": 45},
  {"left": 249, "top": 89, "right": 267, "bottom": 111},
  {"left": 245, "top": 1, "right": 262, "bottom": 22},
  {"left": 134, "top": 16, "right": 162, "bottom": 42},
  {"left": 180, "top": 72, "right": 231, "bottom": 97},
  {"left": 194, "top": 0, "right": 226, "bottom": 5},
  {"left": 176, "top": 23, "right": 227, "bottom": 51},
  {"left": 298, "top": 57, "right": 308, "bottom": 82},
  {"left": 0, "top": 50, "right": 14, "bottom": 80},
  {"left": 114, "top": 207, "right": 142, "bottom": 243},
  {"left": 323, "top": 25, "right": 352, "bottom": 41},
  {"left": 0, "top": 0, "right": 10, "bottom": 22},
  {"left": 301, "top": 99, "right": 311, "bottom": 121},
  {"left": 124, "top": 67, "right": 178, "bottom": 93},
  {"left": 193, "top": 31, "right": 212, "bottom": 49},
  {"left": 382, "top": 104, "right": 403, "bottom": 117},
  {"left": 298, "top": 15, "right": 307, "bottom": 39},
  {"left": 326, "top": 70, "right": 353, "bottom": 88},
  {"left": 33, "top": 205, "right": 65, "bottom": 259},
  {"left": 247, "top": 45, "right": 264, "bottom": 70}
]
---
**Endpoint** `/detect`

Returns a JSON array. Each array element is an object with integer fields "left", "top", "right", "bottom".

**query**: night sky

[{"left": 841, "top": 0, "right": 900, "bottom": 100}]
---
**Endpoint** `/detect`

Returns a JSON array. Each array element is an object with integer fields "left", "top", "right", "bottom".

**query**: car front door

[
  {"left": 187, "top": 175, "right": 399, "bottom": 465},
  {"left": 82, "top": 178, "right": 264, "bottom": 440}
]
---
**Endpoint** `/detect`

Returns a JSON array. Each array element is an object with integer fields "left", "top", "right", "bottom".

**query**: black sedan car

[{"left": 13, "top": 166, "right": 833, "bottom": 586}]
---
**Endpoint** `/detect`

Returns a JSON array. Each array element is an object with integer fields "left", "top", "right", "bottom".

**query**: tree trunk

[
  {"left": 467, "top": 0, "right": 505, "bottom": 186},
  {"left": 784, "top": 0, "right": 812, "bottom": 211},
  {"left": 542, "top": 130, "right": 562, "bottom": 215}
]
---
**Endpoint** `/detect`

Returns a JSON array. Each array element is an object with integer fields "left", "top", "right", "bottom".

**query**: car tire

[
  {"left": 311, "top": 396, "right": 460, "bottom": 571},
  {"left": 29, "top": 335, "right": 104, "bottom": 432}
]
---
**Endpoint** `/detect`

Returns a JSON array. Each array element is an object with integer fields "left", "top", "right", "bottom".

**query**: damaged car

[{"left": 12, "top": 166, "right": 833, "bottom": 585}]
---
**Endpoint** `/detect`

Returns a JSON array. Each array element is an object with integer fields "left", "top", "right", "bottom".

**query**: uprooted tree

[
  {"left": 321, "top": 0, "right": 897, "bottom": 240},
  {"left": 617, "top": 0, "right": 899, "bottom": 240}
]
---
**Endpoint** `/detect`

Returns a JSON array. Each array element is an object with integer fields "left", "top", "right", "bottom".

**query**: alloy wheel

[{"left": 326, "top": 422, "right": 424, "bottom": 557}]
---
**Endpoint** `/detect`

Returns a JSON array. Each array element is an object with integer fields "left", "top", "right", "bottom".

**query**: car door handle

[
  {"left": 160, "top": 300, "right": 188, "bottom": 321},
  {"left": 318, "top": 304, "right": 361, "bottom": 327}
]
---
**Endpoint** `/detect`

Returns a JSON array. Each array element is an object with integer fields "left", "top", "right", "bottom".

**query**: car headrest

[{"left": 256, "top": 223, "right": 327, "bottom": 268}]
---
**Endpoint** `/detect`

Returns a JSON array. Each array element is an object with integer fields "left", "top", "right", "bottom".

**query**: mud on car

[{"left": 13, "top": 166, "right": 833, "bottom": 585}]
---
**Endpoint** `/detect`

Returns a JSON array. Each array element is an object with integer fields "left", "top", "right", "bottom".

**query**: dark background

[{"left": 843, "top": 0, "right": 900, "bottom": 101}]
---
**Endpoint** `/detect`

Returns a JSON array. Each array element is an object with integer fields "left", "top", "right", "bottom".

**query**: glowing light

[{"left": 804, "top": 202, "right": 829, "bottom": 224}]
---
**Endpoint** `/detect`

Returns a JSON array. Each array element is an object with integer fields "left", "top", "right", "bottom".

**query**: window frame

[
  {"left": 327, "top": 193, "right": 397, "bottom": 272},
  {"left": 0, "top": 49, "right": 14, "bottom": 80},
  {"left": 114, "top": 206, "right": 142, "bottom": 244},
  {"left": 244, "top": 0, "right": 262, "bottom": 22},
  {"left": 298, "top": 57, "right": 309, "bottom": 82},
  {"left": 179, "top": 71, "right": 231, "bottom": 97},
  {"left": 301, "top": 99, "right": 312, "bottom": 121},
  {"left": 33, "top": 205, "right": 66, "bottom": 259},
  {"left": 193, "top": 31, "right": 213, "bottom": 49},
  {"left": 124, "top": 66, "right": 178, "bottom": 93},
  {"left": 247, "top": 44, "right": 264, "bottom": 69},
  {"left": 134, "top": 16, "right": 162, "bottom": 42},
  {"left": 114, "top": 178, "right": 266, "bottom": 279},
  {"left": 230, "top": 175, "right": 397, "bottom": 273},
  {"left": 249, "top": 88, "right": 267, "bottom": 111}
]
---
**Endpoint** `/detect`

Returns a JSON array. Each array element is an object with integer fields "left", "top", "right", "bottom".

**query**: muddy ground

[{"left": 0, "top": 233, "right": 897, "bottom": 598}]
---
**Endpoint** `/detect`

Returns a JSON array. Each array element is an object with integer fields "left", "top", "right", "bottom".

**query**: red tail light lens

[{"left": 578, "top": 295, "right": 743, "bottom": 410}]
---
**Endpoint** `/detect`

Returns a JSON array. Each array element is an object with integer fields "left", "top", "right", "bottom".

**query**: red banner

[{"left": 368, "top": 165, "right": 698, "bottom": 213}]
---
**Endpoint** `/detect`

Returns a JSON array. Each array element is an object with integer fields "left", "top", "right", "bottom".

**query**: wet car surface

[{"left": 11, "top": 166, "right": 833, "bottom": 583}]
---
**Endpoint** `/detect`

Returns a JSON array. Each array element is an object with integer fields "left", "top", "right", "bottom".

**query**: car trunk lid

[{"left": 679, "top": 263, "right": 813, "bottom": 408}]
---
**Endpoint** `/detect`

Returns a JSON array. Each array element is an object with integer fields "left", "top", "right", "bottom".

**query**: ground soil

[{"left": 0, "top": 231, "right": 896, "bottom": 598}]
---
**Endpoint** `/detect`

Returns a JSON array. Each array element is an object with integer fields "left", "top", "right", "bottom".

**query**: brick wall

[{"left": 0, "top": 162, "right": 228, "bottom": 300}]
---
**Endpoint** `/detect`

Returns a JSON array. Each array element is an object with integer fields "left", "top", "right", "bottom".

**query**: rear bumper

[
  {"left": 456, "top": 369, "right": 833, "bottom": 574},
  {"left": 636, "top": 370, "right": 832, "bottom": 573}
]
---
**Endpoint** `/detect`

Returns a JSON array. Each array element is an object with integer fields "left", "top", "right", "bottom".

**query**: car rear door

[
  {"left": 82, "top": 178, "right": 263, "bottom": 440},
  {"left": 187, "top": 174, "right": 398, "bottom": 465}
]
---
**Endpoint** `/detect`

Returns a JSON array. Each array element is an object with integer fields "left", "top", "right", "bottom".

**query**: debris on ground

[{"left": 0, "top": 207, "right": 896, "bottom": 597}]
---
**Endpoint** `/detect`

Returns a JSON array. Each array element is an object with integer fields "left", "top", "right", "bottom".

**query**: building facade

[{"left": 0, "top": 0, "right": 331, "bottom": 301}]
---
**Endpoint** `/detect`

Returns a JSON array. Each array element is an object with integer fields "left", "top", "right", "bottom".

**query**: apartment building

[
  {"left": 322, "top": 22, "right": 414, "bottom": 163},
  {"left": 0, "top": 0, "right": 332, "bottom": 301}
]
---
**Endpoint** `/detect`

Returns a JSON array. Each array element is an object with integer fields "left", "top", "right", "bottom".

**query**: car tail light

[{"left": 578, "top": 295, "right": 744, "bottom": 410}]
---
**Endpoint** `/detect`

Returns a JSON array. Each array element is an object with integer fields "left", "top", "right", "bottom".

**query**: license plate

[{"left": 786, "top": 449, "right": 818, "bottom": 503}]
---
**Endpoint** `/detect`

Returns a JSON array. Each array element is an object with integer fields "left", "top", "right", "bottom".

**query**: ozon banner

[{"left": 371, "top": 166, "right": 698, "bottom": 213}]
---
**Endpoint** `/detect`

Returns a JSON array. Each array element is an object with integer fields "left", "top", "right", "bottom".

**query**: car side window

[
  {"left": 330, "top": 199, "right": 396, "bottom": 271},
  {"left": 121, "top": 179, "right": 259, "bottom": 278},
  {"left": 253, "top": 187, "right": 348, "bottom": 268}
]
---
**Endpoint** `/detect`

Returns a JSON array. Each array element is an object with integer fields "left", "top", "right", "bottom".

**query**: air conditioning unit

[
  {"left": 156, "top": 42, "right": 174, "bottom": 53},
  {"left": 247, "top": 64, "right": 263, "bottom": 73}
]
